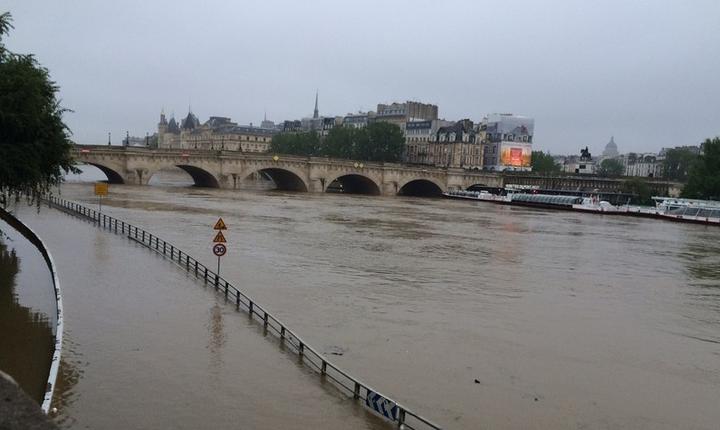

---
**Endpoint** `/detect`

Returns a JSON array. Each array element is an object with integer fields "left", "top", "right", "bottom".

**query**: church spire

[{"left": 313, "top": 90, "right": 319, "bottom": 119}]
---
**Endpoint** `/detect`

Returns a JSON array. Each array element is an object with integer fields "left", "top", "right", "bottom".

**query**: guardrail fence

[{"left": 44, "top": 195, "right": 442, "bottom": 430}]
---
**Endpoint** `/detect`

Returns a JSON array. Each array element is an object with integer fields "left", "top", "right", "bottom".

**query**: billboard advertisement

[{"left": 500, "top": 142, "right": 532, "bottom": 168}]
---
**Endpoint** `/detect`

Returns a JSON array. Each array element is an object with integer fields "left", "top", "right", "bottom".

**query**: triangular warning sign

[
  {"left": 213, "top": 231, "right": 227, "bottom": 243},
  {"left": 213, "top": 218, "right": 227, "bottom": 230}
]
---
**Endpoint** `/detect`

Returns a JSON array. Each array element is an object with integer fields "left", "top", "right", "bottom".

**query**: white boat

[
  {"left": 652, "top": 197, "right": 720, "bottom": 225},
  {"left": 571, "top": 196, "right": 619, "bottom": 213},
  {"left": 443, "top": 189, "right": 720, "bottom": 226},
  {"left": 443, "top": 189, "right": 510, "bottom": 203},
  {"left": 444, "top": 190, "right": 619, "bottom": 212}
]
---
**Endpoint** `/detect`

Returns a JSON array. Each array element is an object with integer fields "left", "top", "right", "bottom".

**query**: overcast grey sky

[{"left": 4, "top": 0, "right": 720, "bottom": 154}]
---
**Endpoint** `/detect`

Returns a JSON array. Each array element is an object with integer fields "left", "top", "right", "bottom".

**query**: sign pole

[{"left": 212, "top": 217, "right": 228, "bottom": 277}]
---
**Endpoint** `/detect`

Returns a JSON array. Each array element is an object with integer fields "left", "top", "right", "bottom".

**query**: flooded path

[
  {"left": 11, "top": 202, "right": 385, "bottom": 429},
  {"left": 10, "top": 175, "right": 720, "bottom": 428}
]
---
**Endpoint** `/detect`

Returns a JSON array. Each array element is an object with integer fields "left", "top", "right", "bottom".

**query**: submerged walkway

[{"left": 12, "top": 203, "right": 385, "bottom": 429}]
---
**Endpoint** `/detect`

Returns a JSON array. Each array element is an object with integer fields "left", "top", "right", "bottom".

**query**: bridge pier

[
  {"left": 309, "top": 178, "right": 325, "bottom": 193},
  {"left": 125, "top": 168, "right": 151, "bottom": 185}
]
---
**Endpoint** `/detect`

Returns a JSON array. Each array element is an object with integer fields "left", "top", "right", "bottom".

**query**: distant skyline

[{"left": 4, "top": 0, "right": 720, "bottom": 155}]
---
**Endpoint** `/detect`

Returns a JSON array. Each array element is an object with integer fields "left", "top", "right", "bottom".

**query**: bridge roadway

[{"left": 75, "top": 146, "right": 675, "bottom": 197}]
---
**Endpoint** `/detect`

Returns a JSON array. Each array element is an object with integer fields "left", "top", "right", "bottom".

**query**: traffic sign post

[
  {"left": 212, "top": 218, "right": 228, "bottom": 276},
  {"left": 94, "top": 182, "right": 108, "bottom": 212}
]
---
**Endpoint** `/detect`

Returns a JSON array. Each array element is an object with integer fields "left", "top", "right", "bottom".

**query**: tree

[
  {"left": 621, "top": 177, "right": 653, "bottom": 205},
  {"left": 681, "top": 137, "right": 720, "bottom": 200},
  {"left": 364, "top": 122, "right": 404, "bottom": 163},
  {"left": 269, "top": 122, "right": 405, "bottom": 163},
  {"left": 597, "top": 158, "right": 625, "bottom": 177},
  {"left": 0, "top": 12, "right": 75, "bottom": 201},
  {"left": 321, "top": 126, "right": 359, "bottom": 159},
  {"left": 662, "top": 147, "right": 699, "bottom": 182},
  {"left": 269, "top": 131, "right": 320, "bottom": 157},
  {"left": 530, "top": 151, "right": 560, "bottom": 174}
]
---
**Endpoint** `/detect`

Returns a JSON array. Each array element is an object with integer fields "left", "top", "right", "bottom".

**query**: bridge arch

[
  {"left": 84, "top": 162, "right": 125, "bottom": 184},
  {"left": 175, "top": 165, "right": 220, "bottom": 188},
  {"left": 243, "top": 167, "right": 308, "bottom": 192},
  {"left": 397, "top": 178, "right": 444, "bottom": 197},
  {"left": 326, "top": 173, "right": 381, "bottom": 195}
]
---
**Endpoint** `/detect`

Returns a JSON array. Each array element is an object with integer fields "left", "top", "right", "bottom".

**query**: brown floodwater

[
  {"left": 12, "top": 171, "right": 720, "bottom": 429},
  {"left": 0, "top": 218, "right": 56, "bottom": 403}
]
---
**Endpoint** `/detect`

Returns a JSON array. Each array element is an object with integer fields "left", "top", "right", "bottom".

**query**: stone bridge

[
  {"left": 74, "top": 146, "right": 502, "bottom": 196},
  {"left": 74, "top": 146, "right": 677, "bottom": 197}
]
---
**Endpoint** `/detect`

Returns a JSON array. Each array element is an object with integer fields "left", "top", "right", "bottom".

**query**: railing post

[
  {"left": 214, "top": 274, "right": 219, "bottom": 289},
  {"left": 142, "top": 231, "right": 145, "bottom": 242},
  {"left": 235, "top": 292, "right": 240, "bottom": 309},
  {"left": 194, "top": 261, "right": 198, "bottom": 275},
  {"left": 263, "top": 312, "right": 268, "bottom": 328},
  {"left": 299, "top": 342, "right": 304, "bottom": 356},
  {"left": 224, "top": 282, "right": 229, "bottom": 297},
  {"left": 163, "top": 242, "right": 166, "bottom": 254},
  {"left": 249, "top": 301, "right": 253, "bottom": 315},
  {"left": 186, "top": 256, "right": 190, "bottom": 270},
  {"left": 397, "top": 409, "right": 406, "bottom": 427},
  {"left": 204, "top": 268, "right": 208, "bottom": 282},
  {"left": 280, "top": 326, "right": 285, "bottom": 340},
  {"left": 321, "top": 360, "right": 327, "bottom": 375},
  {"left": 353, "top": 382, "right": 360, "bottom": 399}
]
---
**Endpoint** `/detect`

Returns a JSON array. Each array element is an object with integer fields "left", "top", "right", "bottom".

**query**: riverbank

[{"left": 0, "top": 371, "right": 57, "bottom": 430}]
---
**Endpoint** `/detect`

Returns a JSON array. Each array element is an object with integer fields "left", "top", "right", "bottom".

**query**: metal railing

[
  {"left": 44, "top": 195, "right": 442, "bottom": 430},
  {"left": 0, "top": 206, "right": 64, "bottom": 414}
]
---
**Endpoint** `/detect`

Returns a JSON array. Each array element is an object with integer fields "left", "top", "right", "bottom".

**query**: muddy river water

[{"left": 8, "top": 172, "right": 720, "bottom": 429}]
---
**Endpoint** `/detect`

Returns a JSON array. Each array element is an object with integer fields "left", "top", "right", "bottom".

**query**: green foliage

[
  {"left": 320, "top": 126, "right": 363, "bottom": 159},
  {"left": 597, "top": 158, "right": 625, "bottom": 177},
  {"left": 270, "top": 122, "right": 405, "bottom": 163},
  {"left": 363, "top": 122, "right": 405, "bottom": 163},
  {"left": 681, "top": 137, "right": 720, "bottom": 200},
  {"left": 269, "top": 131, "right": 321, "bottom": 156},
  {"left": 621, "top": 177, "right": 653, "bottom": 205},
  {"left": 530, "top": 151, "right": 560, "bottom": 174},
  {"left": 0, "top": 12, "right": 75, "bottom": 200},
  {"left": 662, "top": 147, "right": 699, "bottom": 182}
]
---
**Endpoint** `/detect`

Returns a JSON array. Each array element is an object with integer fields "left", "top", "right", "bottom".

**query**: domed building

[{"left": 602, "top": 136, "right": 619, "bottom": 158}]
